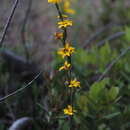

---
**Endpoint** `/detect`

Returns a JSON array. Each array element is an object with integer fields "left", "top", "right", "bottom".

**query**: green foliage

[
  {"left": 51, "top": 27, "right": 130, "bottom": 128},
  {"left": 59, "top": 120, "right": 70, "bottom": 130},
  {"left": 76, "top": 79, "right": 121, "bottom": 129}
]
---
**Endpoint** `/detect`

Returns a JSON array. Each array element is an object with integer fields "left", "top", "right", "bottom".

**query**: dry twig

[
  {"left": 0, "top": 0, "right": 19, "bottom": 48},
  {"left": 0, "top": 71, "right": 42, "bottom": 103}
]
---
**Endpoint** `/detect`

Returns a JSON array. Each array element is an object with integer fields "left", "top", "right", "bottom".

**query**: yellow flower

[
  {"left": 63, "top": 105, "right": 76, "bottom": 116},
  {"left": 48, "top": 0, "right": 61, "bottom": 3},
  {"left": 57, "top": 43, "right": 75, "bottom": 58},
  {"left": 58, "top": 20, "right": 72, "bottom": 28},
  {"left": 54, "top": 32, "right": 63, "bottom": 40},
  {"left": 64, "top": 0, "right": 75, "bottom": 15},
  {"left": 59, "top": 61, "right": 71, "bottom": 71},
  {"left": 68, "top": 79, "right": 80, "bottom": 88}
]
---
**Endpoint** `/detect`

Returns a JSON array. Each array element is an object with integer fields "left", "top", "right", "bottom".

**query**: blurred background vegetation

[{"left": 1, "top": 0, "right": 130, "bottom": 129}]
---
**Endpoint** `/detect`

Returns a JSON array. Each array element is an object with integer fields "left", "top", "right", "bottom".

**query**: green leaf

[
  {"left": 125, "top": 27, "right": 130, "bottom": 42},
  {"left": 89, "top": 78, "right": 109, "bottom": 100},
  {"left": 108, "top": 87, "right": 119, "bottom": 101},
  {"left": 99, "top": 43, "right": 111, "bottom": 72},
  {"left": 74, "top": 48, "right": 88, "bottom": 66},
  {"left": 103, "top": 112, "right": 120, "bottom": 119}
]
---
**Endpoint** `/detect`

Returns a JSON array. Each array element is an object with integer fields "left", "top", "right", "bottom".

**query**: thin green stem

[
  {"left": 55, "top": 3, "right": 67, "bottom": 46},
  {"left": 55, "top": 3, "right": 63, "bottom": 21},
  {"left": 63, "top": 28, "right": 67, "bottom": 46}
]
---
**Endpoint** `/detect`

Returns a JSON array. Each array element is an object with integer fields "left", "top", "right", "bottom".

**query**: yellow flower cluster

[
  {"left": 58, "top": 20, "right": 72, "bottom": 28},
  {"left": 48, "top": 0, "right": 79, "bottom": 117},
  {"left": 48, "top": 0, "right": 61, "bottom": 3},
  {"left": 59, "top": 61, "right": 71, "bottom": 71},
  {"left": 54, "top": 32, "right": 63, "bottom": 40},
  {"left": 63, "top": 105, "right": 76, "bottom": 116},
  {"left": 57, "top": 43, "right": 75, "bottom": 58},
  {"left": 63, "top": 0, "right": 75, "bottom": 15},
  {"left": 48, "top": 0, "right": 75, "bottom": 15},
  {"left": 69, "top": 79, "right": 80, "bottom": 88}
]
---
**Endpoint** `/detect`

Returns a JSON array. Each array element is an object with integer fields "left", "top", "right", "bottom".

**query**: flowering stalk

[
  {"left": 55, "top": 2, "right": 73, "bottom": 114},
  {"left": 55, "top": 2, "right": 74, "bottom": 113},
  {"left": 48, "top": 0, "right": 80, "bottom": 129}
]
